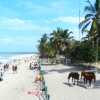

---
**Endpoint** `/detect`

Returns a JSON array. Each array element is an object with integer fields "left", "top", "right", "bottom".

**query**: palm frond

[
  {"left": 79, "top": 18, "right": 90, "bottom": 29},
  {"left": 85, "top": 0, "right": 96, "bottom": 13},
  {"left": 85, "top": 13, "right": 95, "bottom": 19},
  {"left": 85, "top": 6, "right": 95, "bottom": 13},
  {"left": 81, "top": 21, "right": 91, "bottom": 33}
]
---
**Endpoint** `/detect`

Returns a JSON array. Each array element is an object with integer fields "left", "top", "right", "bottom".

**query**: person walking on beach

[
  {"left": 12, "top": 64, "right": 18, "bottom": 73},
  {"left": 0, "top": 65, "right": 4, "bottom": 81}
]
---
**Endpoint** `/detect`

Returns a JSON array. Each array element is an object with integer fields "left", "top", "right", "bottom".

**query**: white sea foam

[{"left": 0, "top": 53, "right": 39, "bottom": 64}]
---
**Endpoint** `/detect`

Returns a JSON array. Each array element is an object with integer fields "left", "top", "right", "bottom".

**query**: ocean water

[{"left": 0, "top": 52, "right": 36, "bottom": 63}]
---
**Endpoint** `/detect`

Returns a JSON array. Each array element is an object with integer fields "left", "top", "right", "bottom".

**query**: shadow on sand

[
  {"left": 63, "top": 81, "right": 87, "bottom": 89},
  {"left": 43, "top": 63, "right": 100, "bottom": 75},
  {"left": 93, "top": 80, "right": 100, "bottom": 89},
  {"left": 42, "top": 64, "right": 88, "bottom": 75},
  {"left": 63, "top": 79, "right": 100, "bottom": 89},
  {"left": 42, "top": 63, "right": 100, "bottom": 89},
  {"left": 63, "top": 82, "right": 73, "bottom": 87}
]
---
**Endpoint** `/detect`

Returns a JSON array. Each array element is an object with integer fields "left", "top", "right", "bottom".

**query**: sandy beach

[
  {"left": 0, "top": 54, "right": 43, "bottom": 100},
  {"left": 43, "top": 64, "right": 100, "bottom": 100},
  {"left": 0, "top": 54, "right": 100, "bottom": 100}
]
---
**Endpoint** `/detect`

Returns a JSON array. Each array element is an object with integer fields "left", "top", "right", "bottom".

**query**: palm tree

[
  {"left": 96, "top": 0, "right": 100, "bottom": 38},
  {"left": 60, "top": 29, "right": 73, "bottom": 51},
  {"left": 46, "top": 41, "right": 56, "bottom": 58},
  {"left": 50, "top": 28, "right": 73, "bottom": 57},
  {"left": 50, "top": 28, "right": 63, "bottom": 55},
  {"left": 38, "top": 34, "right": 48, "bottom": 58},
  {"left": 79, "top": 0, "right": 98, "bottom": 43}
]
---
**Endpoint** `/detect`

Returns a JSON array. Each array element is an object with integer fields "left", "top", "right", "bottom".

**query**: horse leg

[
  {"left": 72, "top": 78, "right": 75, "bottom": 85},
  {"left": 68, "top": 75, "right": 70, "bottom": 84},
  {"left": 72, "top": 77, "right": 73, "bottom": 83},
  {"left": 68, "top": 75, "right": 70, "bottom": 83},
  {"left": 81, "top": 74, "right": 83, "bottom": 80},
  {"left": 89, "top": 79, "right": 92, "bottom": 88},
  {"left": 68, "top": 78, "right": 69, "bottom": 83},
  {"left": 77, "top": 79, "right": 79, "bottom": 85},
  {"left": 94, "top": 77, "right": 96, "bottom": 83},
  {"left": 84, "top": 78, "right": 88, "bottom": 88},
  {"left": 84, "top": 77, "right": 86, "bottom": 84},
  {"left": 93, "top": 78, "right": 96, "bottom": 87},
  {"left": 72, "top": 78, "right": 74, "bottom": 84}
]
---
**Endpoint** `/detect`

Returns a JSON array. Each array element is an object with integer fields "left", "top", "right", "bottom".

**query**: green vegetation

[
  {"left": 38, "top": 28, "right": 73, "bottom": 58},
  {"left": 38, "top": 0, "right": 100, "bottom": 64}
]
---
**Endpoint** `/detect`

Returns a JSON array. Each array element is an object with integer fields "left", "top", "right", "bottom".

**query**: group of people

[
  {"left": 0, "top": 63, "right": 9, "bottom": 81},
  {"left": 29, "top": 60, "right": 40, "bottom": 70},
  {"left": 0, "top": 63, "right": 18, "bottom": 81},
  {"left": 68, "top": 70, "right": 96, "bottom": 88}
]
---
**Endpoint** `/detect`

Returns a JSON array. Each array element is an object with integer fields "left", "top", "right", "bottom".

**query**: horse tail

[
  {"left": 68, "top": 73, "right": 71, "bottom": 83},
  {"left": 68, "top": 75, "right": 70, "bottom": 79},
  {"left": 68, "top": 73, "right": 72, "bottom": 79},
  {"left": 77, "top": 73, "right": 80, "bottom": 80},
  {"left": 81, "top": 72, "right": 84, "bottom": 79}
]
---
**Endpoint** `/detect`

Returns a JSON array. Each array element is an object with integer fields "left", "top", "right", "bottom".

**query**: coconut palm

[
  {"left": 79, "top": 0, "right": 98, "bottom": 42},
  {"left": 50, "top": 28, "right": 73, "bottom": 56},
  {"left": 46, "top": 41, "right": 56, "bottom": 58},
  {"left": 50, "top": 28, "right": 63, "bottom": 55},
  {"left": 60, "top": 29, "right": 73, "bottom": 50},
  {"left": 96, "top": 0, "right": 100, "bottom": 38},
  {"left": 38, "top": 34, "right": 48, "bottom": 58}
]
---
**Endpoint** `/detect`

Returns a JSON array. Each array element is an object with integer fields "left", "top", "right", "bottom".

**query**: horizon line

[{"left": 0, "top": 52, "right": 39, "bottom": 54}]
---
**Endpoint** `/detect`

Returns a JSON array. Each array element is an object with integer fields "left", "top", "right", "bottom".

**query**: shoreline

[
  {"left": 0, "top": 53, "right": 39, "bottom": 64},
  {"left": 0, "top": 54, "right": 45, "bottom": 100}
]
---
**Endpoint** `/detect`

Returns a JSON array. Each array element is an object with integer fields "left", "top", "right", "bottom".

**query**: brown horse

[
  {"left": 81, "top": 71, "right": 96, "bottom": 87},
  {"left": 68, "top": 72, "right": 79, "bottom": 85}
]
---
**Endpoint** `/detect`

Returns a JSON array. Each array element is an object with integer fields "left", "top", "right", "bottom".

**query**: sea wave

[{"left": 0, "top": 52, "right": 39, "bottom": 63}]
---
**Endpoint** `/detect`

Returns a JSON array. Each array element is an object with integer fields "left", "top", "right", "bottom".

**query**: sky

[{"left": 0, "top": 0, "right": 95, "bottom": 52}]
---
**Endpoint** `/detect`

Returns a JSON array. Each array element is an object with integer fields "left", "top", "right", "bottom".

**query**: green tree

[
  {"left": 45, "top": 40, "right": 56, "bottom": 58},
  {"left": 38, "top": 34, "right": 48, "bottom": 58},
  {"left": 50, "top": 28, "right": 63, "bottom": 55},
  {"left": 38, "top": 28, "right": 73, "bottom": 60},
  {"left": 50, "top": 28, "right": 73, "bottom": 57},
  {"left": 96, "top": 0, "right": 100, "bottom": 39},
  {"left": 70, "top": 40, "right": 96, "bottom": 63},
  {"left": 79, "top": 0, "right": 98, "bottom": 44}
]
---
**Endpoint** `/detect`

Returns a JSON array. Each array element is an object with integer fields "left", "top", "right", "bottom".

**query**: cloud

[
  {"left": 0, "top": 17, "right": 32, "bottom": 30},
  {"left": 0, "top": 36, "right": 38, "bottom": 52},
  {"left": 50, "top": 16, "right": 84, "bottom": 24},
  {"left": 0, "top": 37, "right": 13, "bottom": 44},
  {"left": 16, "top": 0, "right": 67, "bottom": 16},
  {"left": 0, "top": 17, "right": 51, "bottom": 32},
  {"left": 0, "top": 17, "right": 37, "bottom": 30},
  {"left": 0, "top": 36, "right": 36, "bottom": 45}
]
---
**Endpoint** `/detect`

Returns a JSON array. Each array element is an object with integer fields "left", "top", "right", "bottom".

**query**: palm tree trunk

[{"left": 95, "top": 0, "right": 100, "bottom": 49}]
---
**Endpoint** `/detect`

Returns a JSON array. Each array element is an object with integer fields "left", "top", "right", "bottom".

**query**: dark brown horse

[
  {"left": 68, "top": 72, "right": 79, "bottom": 85},
  {"left": 81, "top": 71, "right": 96, "bottom": 87}
]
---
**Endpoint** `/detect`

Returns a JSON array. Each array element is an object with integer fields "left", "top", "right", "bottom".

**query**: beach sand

[
  {"left": 0, "top": 54, "right": 41, "bottom": 100},
  {"left": 0, "top": 55, "right": 100, "bottom": 100},
  {"left": 43, "top": 64, "right": 100, "bottom": 100}
]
